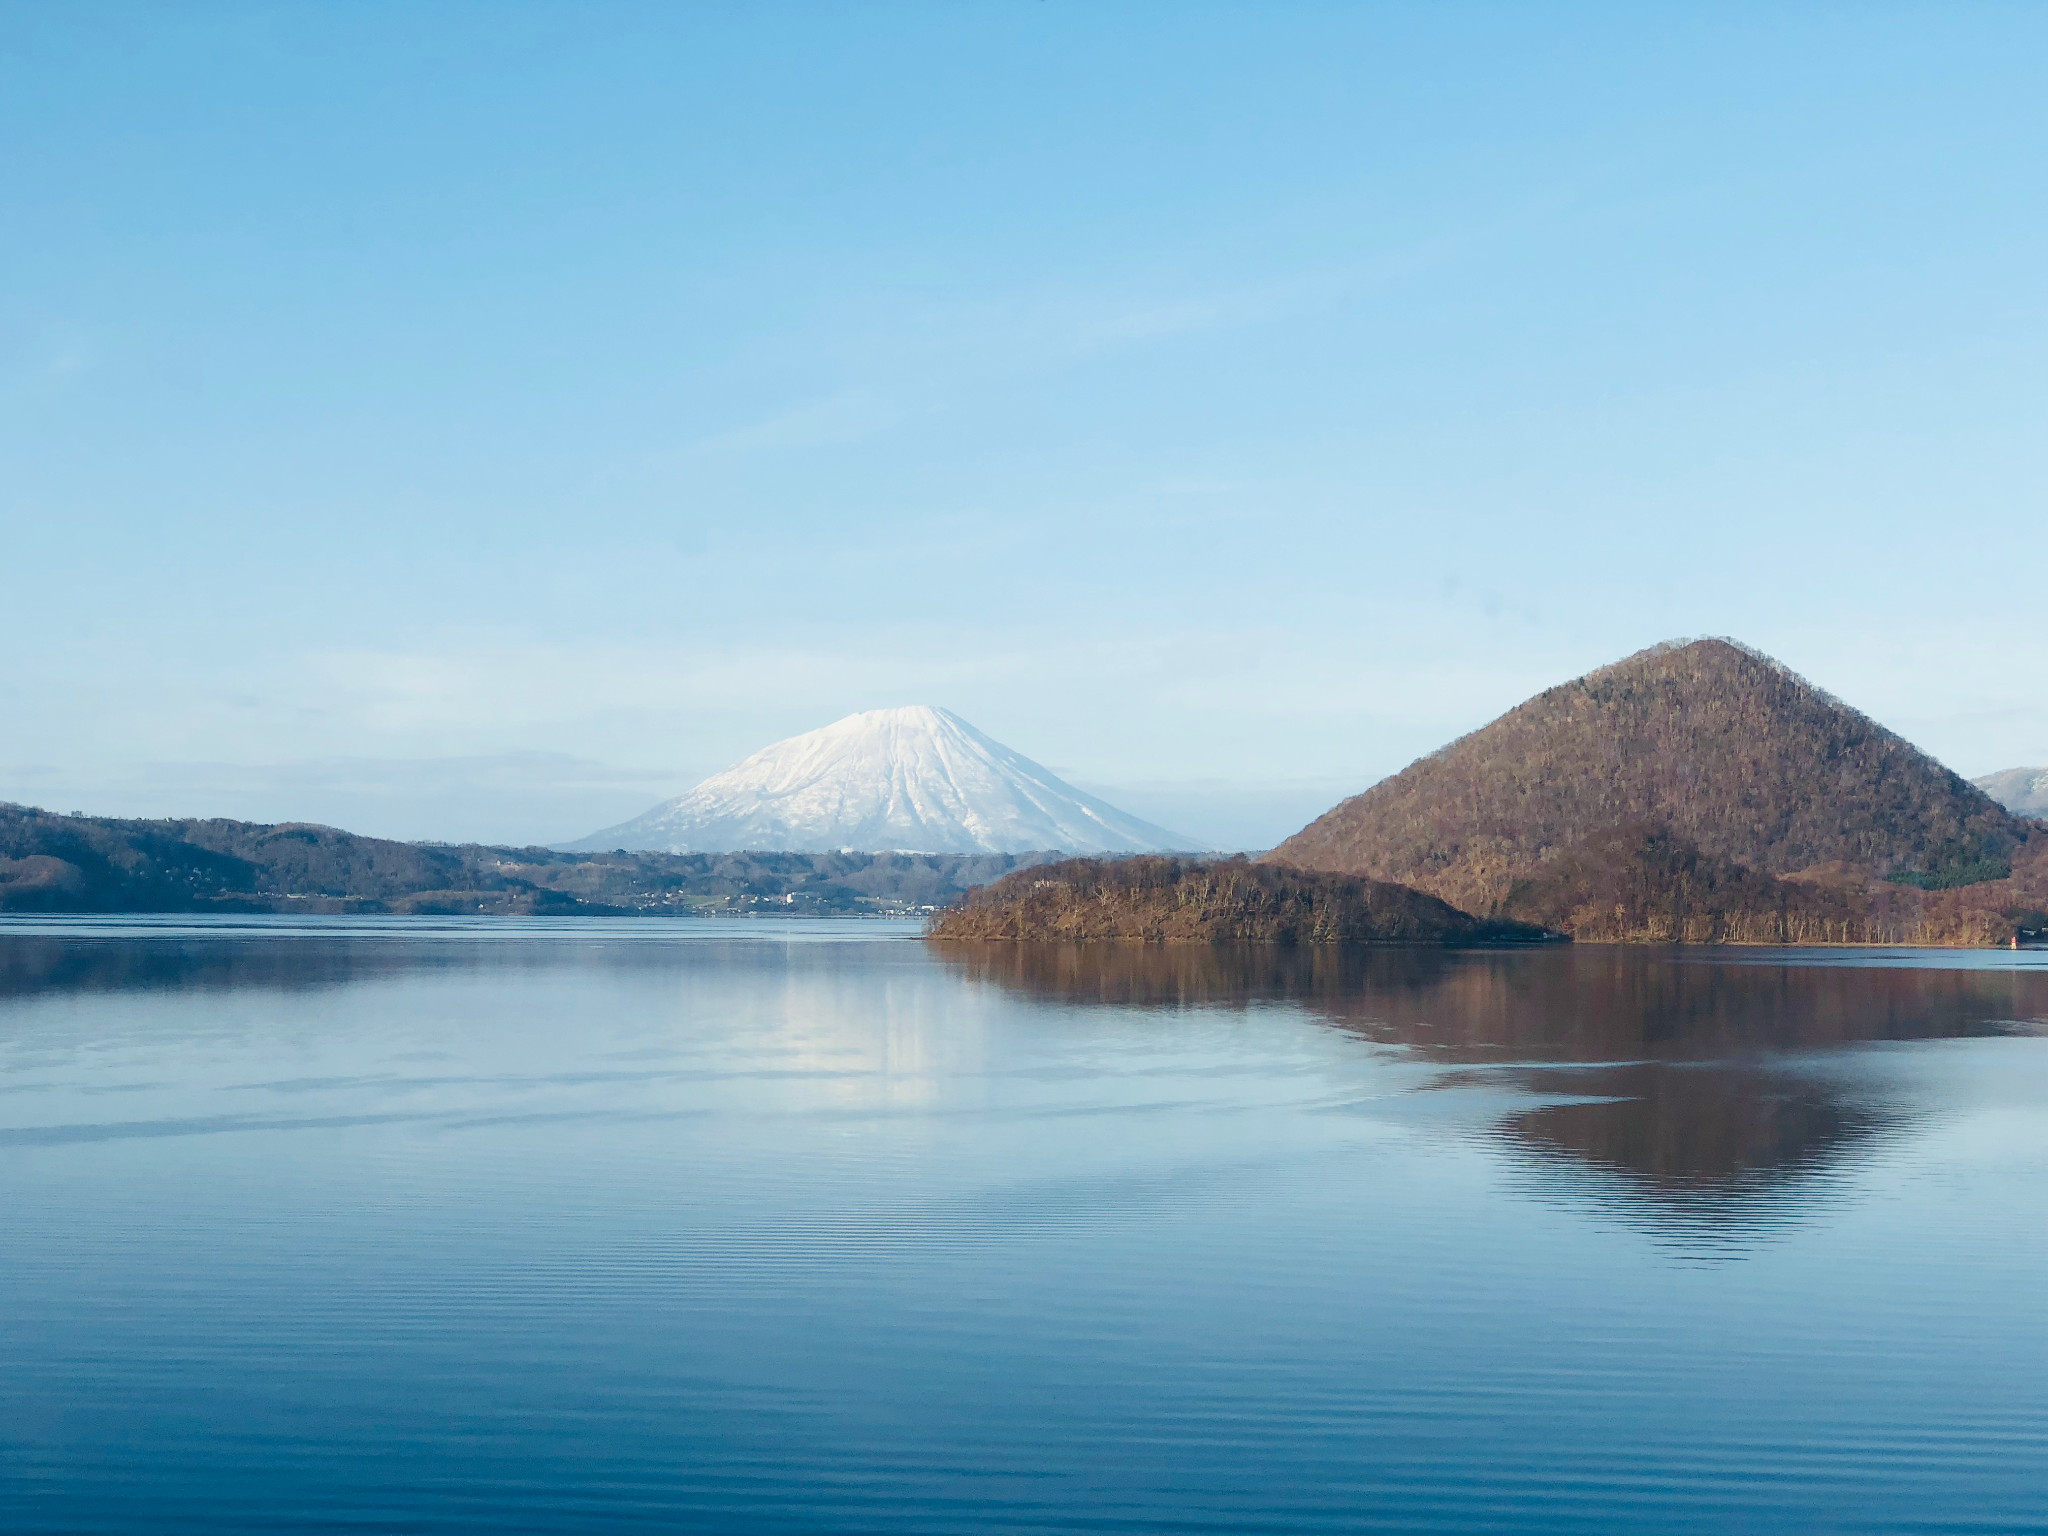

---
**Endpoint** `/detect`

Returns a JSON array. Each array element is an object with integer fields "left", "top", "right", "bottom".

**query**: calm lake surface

[{"left": 2, "top": 917, "right": 2044, "bottom": 1534}]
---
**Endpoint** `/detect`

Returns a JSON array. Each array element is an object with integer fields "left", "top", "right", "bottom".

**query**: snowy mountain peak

[
  {"left": 1975, "top": 766, "right": 2048, "bottom": 819},
  {"left": 562, "top": 707, "right": 1195, "bottom": 855}
]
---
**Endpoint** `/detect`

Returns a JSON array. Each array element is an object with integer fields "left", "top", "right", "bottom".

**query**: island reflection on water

[
  {"left": 5, "top": 922, "right": 2043, "bottom": 1243},
  {"left": 3, "top": 920, "right": 2045, "bottom": 1532},
  {"left": 939, "top": 941, "right": 2048, "bottom": 1239}
]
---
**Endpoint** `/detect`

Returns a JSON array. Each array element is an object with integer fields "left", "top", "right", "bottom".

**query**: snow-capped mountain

[
  {"left": 1975, "top": 766, "right": 2048, "bottom": 818},
  {"left": 562, "top": 706, "right": 1195, "bottom": 855}
]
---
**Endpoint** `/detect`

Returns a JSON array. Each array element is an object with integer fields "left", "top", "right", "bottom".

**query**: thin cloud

[{"left": 667, "top": 390, "right": 908, "bottom": 461}]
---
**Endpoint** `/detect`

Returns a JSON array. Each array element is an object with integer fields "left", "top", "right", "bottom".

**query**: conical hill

[{"left": 1265, "top": 639, "right": 2025, "bottom": 915}]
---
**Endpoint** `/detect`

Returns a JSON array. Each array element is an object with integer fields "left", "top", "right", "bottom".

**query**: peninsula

[{"left": 926, "top": 855, "right": 1554, "bottom": 945}]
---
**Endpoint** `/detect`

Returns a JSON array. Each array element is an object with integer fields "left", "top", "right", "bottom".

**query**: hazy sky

[{"left": 5, "top": 3, "right": 2045, "bottom": 849}]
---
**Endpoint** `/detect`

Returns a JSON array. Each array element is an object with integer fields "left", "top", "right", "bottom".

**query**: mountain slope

[
  {"left": 1266, "top": 639, "right": 2025, "bottom": 914},
  {"left": 1975, "top": 767, "right": 2048, "bottom": 818},
  {"left": 563, "top": 706, "right": 1194, "bottom": 855}
]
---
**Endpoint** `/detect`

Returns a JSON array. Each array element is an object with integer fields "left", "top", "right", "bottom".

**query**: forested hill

[
  {"left": 1493, "top": 823, "right": 2048, "bottom": 947},
  {"left": 925, "top": 856, "right": 1555, "bottom": 945},
  {"left": 0, "top": 803, "right": 1054, "bottom": 915},
  {"left": 1268, "top": 638, "right": 2030, "bottom": 917}
]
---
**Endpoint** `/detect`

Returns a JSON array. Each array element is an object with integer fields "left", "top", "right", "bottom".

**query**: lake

[{"left": 1, "top": 917, "right": 2044, "bottom": 1534}]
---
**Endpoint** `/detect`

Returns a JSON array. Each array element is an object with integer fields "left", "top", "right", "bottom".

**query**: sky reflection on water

[{"left": 1, "top": 919, "right": 2044, "bottom": 1533}]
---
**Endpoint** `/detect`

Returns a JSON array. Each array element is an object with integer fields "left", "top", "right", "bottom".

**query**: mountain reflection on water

[
  {"left": 0, "top": 928, "right": 448, "bottom": 1001},
  {"left": 4, "top": 920, "right": 2045, "bottom": 1533},
  {"left": 6, "top": 923, "right": 2042, "bottom": 1240},
  {"left": 938, "top": 942, "right": 2048, "bottom": 1236}
]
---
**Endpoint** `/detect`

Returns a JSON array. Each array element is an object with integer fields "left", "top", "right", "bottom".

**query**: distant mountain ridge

[
  {"left": 1975, "top": 767, "right": 2048, "bottom": 819},
  {"left": 1266, "top": 638, "right": 2027, "bottom": 916},
  {"left": 564, "top": 705, "right": 1194, "bottom": 855},
  {"left": 0, "top": 802, "right": 1054, "bottom": 915}
]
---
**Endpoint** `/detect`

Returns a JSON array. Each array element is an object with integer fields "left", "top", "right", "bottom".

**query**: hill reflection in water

[
  {"left": 937, "top": 942, "right": 2048, "bottom": 1236},
  {"left": 0, "top": 917, "right": 869, "bottom": 1003},
  {"left": 0, "top": 930, "right": 440, "bottom": 1001}
]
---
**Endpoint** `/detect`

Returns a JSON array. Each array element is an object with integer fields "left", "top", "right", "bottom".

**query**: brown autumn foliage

[
  {"left": 1267, "top": 638, "right": 2026, "bottom": 918},
  {"left": 925, "top": 855, "right": 1553, "bottom": 945},
  {"left": 1493, "top": 823, "right": 2048, "bottom": 945},
  {"left": 1259, "top": 637, "right": 2045, "bottom": 945}
]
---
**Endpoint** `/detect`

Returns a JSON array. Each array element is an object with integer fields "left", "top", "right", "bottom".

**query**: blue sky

[{"left": 4, "top": 2, "right": 2045, "bottom": 848}]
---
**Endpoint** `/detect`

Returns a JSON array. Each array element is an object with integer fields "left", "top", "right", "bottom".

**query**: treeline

[
  {"left": 1495, "top": 825, "right": 2048, "bottom": 946},
  {"left": 519, "top": 847, "right": 1055, "bottom": 914},
  {"left": 0, "top": 804, "right": 1056, "bottom": 915},
  {"left": 925, "top": 841, "right": 2048, "bottom": 950},
  {"left": 925, "top": 856, "right": 1555, "bottom": 945}
]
